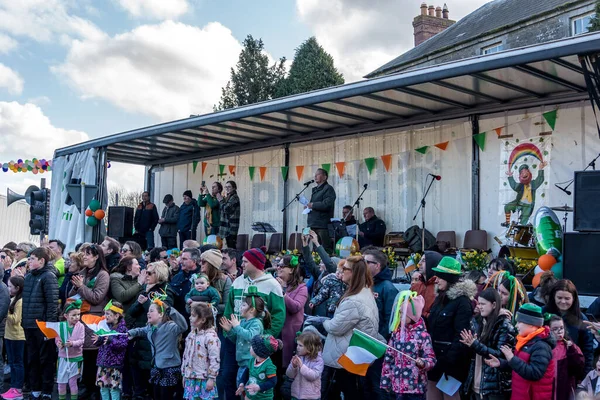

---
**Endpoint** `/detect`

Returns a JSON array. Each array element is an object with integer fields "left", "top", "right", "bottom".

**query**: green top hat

[{"left": 431, "top": 256, "right": 461, "bottom": 275}]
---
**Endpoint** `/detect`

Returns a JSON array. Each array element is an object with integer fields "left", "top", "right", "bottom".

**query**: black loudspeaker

[
  {"left": 563, "top": 232, "right": 600, "bottom": 295},
  {"left": 107, "top": 206, "right": 134, "bottom": 238},
  {"left": 574, "top": 171, "right": 600, "bottom": 232}
]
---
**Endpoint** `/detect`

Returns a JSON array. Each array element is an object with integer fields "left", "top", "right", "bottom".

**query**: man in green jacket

[{"left": 198, "top": 182, "right": 222, "bottom": 236}]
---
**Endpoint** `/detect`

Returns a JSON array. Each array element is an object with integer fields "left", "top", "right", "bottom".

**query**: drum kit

[{"left": 497, "top": 204, "right": 573, "bottom": 263}]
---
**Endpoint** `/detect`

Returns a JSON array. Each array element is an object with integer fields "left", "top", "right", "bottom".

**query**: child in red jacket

[{"left": 486, "top": 303, "right": 555, "bottom": 400}]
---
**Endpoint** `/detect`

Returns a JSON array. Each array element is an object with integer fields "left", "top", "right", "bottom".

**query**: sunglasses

[
  {"left": 147, "top": 270, "right": 155, "bottom": 276},
  {"left": 161, "top": 255, "right": 168, "bottom": 260},
  {"left": 121, "top": 248, "right": 130, "bottom": 253}
]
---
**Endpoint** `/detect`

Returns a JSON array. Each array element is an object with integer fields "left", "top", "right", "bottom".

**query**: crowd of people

[
  {"left": 0, "top": 170, "right": 599, "bottom": 400},
  {"left": 1, "top": 233, "right": 600, "bottom": 400}
]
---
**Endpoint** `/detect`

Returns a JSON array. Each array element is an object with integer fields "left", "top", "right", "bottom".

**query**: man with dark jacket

[
  {"left": 358, "top": 207, "right": 387, "bottom": 247},
  {"left": 306, "top": 168, "right": 336, "bottom": 253},
  {"left": 219, "top": 181, "right": 241, "bottom": 249},
  {"left": 22, "top": 247, "right": 59, "bottom": 399},
  {"left": 159, "top": 194, "right": 179, "bottom": 250},
  {"left": 170, "top": 248, "right": 201, "bottom": 319},
  {"left": 362, "top": 248, "right": 398, "bottom": 399},
  {"left": 177, "top": 190, "right": 200, "bottom": 249},
  {"left": 134, "top": 191, "right": 159, "bottom": 250}
]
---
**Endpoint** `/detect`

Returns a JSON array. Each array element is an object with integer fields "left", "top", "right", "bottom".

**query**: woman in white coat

[{"left": 321, "top": 255, "right": 380, "bottom": 400}]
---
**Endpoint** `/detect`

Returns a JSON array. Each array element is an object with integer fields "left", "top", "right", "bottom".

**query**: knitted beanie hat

[
  {"left": 251, "top": 334, "right": 282, "bottom": 359},
  {"left": 516, "top": 303, "right": 544, "bottom": 327},
  {"left": 201, "top": 248, "right": 223, "bottom": 270},
  {"left": 183, "top": 190, "right": 193, "bottom": 198},
  {"left": 244, "top": 248, "right": 266, "bottom": 271}
]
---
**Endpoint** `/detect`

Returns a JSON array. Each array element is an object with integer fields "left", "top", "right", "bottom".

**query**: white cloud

[
  {"left": 0, "top": 32, "right": 17, "bottom": 53},
  {"left": 0, "top": 64, "right": 24, "bottom": 94},
  {"left": 0, "top": 101, "right": 89, "bottom": 194},
  {"left": 0, "top": 0, "right": 105, "bottom": 43},
  {"left": 26, "top": 96, "right": 51, "bottom": 106},
  {"left": 296, "top": 0, "right": 490, "bottom": 82},
  {"left": 115, "top": 0, "right": 189, "bottom": 20},
  {"left": 53, "top": 20, "right": 242, "bottom": 121}
]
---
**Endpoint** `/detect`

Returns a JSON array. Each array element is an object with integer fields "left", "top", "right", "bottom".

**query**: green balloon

[
  {"left": 89, "top": 199, "right": 101, "bottom": 212},
  {"left": 86, "top": 216, "right": 98, "bottom": 227},
  {"left": 533, "top": 206, "right": 563, "bottom": 255}
]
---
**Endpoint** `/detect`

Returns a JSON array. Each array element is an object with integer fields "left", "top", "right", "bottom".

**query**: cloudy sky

[{"left": 0, "top": 0, "right": 489, "bottom": 195}]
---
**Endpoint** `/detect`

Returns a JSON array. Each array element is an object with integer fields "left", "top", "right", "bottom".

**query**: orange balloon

[
  {"left": 538, "top": 254, "right": 556, "bottom": 271},
  {"left": 94, "top": 210, "right": 105, "bottom": 220},
  {"left": 532, "top": 272, "right": 544, "bottom": 288},
  {"left": 85, "top": 209, "right": 93, "bottom": 217}
]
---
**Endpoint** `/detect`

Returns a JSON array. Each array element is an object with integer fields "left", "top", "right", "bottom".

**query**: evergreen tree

[
  {"left": 275, "top": 37, "right": 344, "bottom": 98},
  {"left": 590, "top": 1, "right": 600, "bottom": 32},
  {"left": 215, "top": 35, "right": 286, "bottom": 110}
]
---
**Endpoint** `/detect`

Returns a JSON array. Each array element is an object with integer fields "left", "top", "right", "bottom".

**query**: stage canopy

[{"left": 55, "top": 33, "right": 600, "bottom": 167}]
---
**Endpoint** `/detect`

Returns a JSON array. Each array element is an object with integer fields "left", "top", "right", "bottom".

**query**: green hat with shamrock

[{"left": 432, "top": 256, "right": 462, "bottom": 284}]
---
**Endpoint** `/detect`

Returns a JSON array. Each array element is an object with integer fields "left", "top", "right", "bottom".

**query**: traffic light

[{"left": 29, "top": 188, "right": 49, "bottom": 235}]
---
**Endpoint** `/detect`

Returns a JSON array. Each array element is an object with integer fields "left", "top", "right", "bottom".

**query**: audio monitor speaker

[
  {"left": 107, "top": 206, "right": 134, "bottom": 238},
  {"left": 563, "top": 232, "right": 600, "bottom": 295},
  {"left": 574, "top": 171, "right": 600, "bottom": 232}
]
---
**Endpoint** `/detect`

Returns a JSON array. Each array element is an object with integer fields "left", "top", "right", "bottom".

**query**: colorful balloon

[
  {"left": 94, "top": 210, "right": 105, "bottom": 220},
  {"left": 551, "top": 260, "right": 563, "bottom": 279},
  {"left": 203, "top": 234, "right": 223, "bottom": 250},
  {"left": 336, "top": 236, "right": 360, "bottom": 258},
  {"left": 533, "top": 206, "right": 563, "bottom": 256},
  {"left": 86, "top": 216, "right": 98, "bottom": 227},
  {"left": 89, "top": 199, "right": 101, "bottom": 212},
  {"left": 538, "top": 254, "right": 556, "bottom": 271},
  {"left": 85, "top": 208, "right": 93, "bottom": 217}
]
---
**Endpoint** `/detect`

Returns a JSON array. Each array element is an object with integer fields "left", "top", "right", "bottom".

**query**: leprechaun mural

[{"left": 501, "top": 140, "right": 550, "bottom": 226}]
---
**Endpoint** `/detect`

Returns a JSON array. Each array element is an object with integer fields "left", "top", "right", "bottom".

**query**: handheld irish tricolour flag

[
  {"left": 338, "top": 329, "right": 417, "bottom": 376},
  {"left": 81, "top": 314, "right": 123, "bottom": 336}
]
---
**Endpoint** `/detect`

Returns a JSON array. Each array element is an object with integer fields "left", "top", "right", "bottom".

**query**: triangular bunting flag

[
  {"left": 380, "top": 154, "right": 392, "bottom": 172},
  {"left": 295, "top": 165, "right": 304, "bottom": 181},
  {"left": 218, "top": 164, "right": 226, "bottom": 176},
  {"left": 228, "top": 165, "right": 236, "bottom": 176},
  {"left": 201, "top": 162, "right": 208, "bottom": 175},
  {"left": 192, "top": 161, "right": 198, "bottom": 174},
  {"left": 494, "top": 127, "right": 503, "bottom": 137},
  {"left": 415, "top": 146, "right": 428, "bottom": 155},
  {"left": 351, "top": 160, "right": 361, "bottom": 175},
  {"left": 321, "top": 163, "right": 331, "bottom": 175},
  {"left": 335, "top": 161, "right": 346, "bottom": 178},
  {"left": 259, "top": 166, "right": 267, "bottom": 181},
  {"left": 434, "top": 141, "right": 449, "bottom": 151},
  {"left": 543, "top": 109, "right": 557, "bottom": 130},
  {"left": 280, "top": 166, "right": 288, "bottom": 181},
  {"left": 248, "top": 166, "right": 256, "bottom": 181},
  {"left": 518, "top": 119, "right": 533, "bottom": 138},
  {"left": 473, "top": 132, "right": 486, "bottom": 151},
  {"left": 364, "top": 157, "right": 377, "bottom": 175}
]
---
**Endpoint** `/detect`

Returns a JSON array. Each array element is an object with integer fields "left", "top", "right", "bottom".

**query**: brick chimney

[{"left": 413, "top": 3, "right": 455, "bottom": 47}]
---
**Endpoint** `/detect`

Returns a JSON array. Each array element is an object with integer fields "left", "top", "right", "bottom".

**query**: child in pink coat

[
  {"left": 380, "top": 291, "right": 436, "bottom": 400},
  {"left": 285, "top": 331, "right": 324, "bottom": 400}
]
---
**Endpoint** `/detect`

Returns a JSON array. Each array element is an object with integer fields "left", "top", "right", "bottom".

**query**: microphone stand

[
  {"left": 556, "top": 152, "right": 600, "bottom": 194},
  {"left": 352, "top": 184, "right": 368, "bottom": 242},
  {"left": 282, "top": 183, "right": 312, "bottom": 250},
  {"left": 413, "top": 176, "right": 438, "bottom": 252}
]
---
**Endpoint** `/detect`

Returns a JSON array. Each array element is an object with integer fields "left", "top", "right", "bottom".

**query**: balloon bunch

[
  {"left": 1, "top": 158, "right": 52, "bottom": 174},
  {"left": 84, "top": 199, "right": 105, "bottom": 227}
]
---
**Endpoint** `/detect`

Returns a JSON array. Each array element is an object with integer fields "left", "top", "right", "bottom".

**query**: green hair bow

[{"left": 64, "top": 299, "right": 82, "bottom": 314}]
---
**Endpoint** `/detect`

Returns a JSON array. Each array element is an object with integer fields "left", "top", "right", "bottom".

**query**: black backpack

[{"left": 404, "top": 225, "right": 436, "bottom": 252}]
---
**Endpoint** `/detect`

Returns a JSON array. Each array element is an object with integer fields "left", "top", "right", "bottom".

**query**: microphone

[
  {"left": 304, "top": 180, "right": 315, "bottom": 186},
  {"left": 363, "top": 184, "right": 368, "bottom": 189},
  {"left": 555, "top": 184, "right": 571, "bottom": 196},
  {"left": 429, "top": 174, "right": 442, "bottom": 181}
]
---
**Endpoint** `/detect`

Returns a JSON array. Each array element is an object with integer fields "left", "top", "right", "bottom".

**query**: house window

[
  {"left": 481, "top": 43, "right": 503, "bottom": 55},
  {"left": 572, "top": 13, "right": 595, "bottom": 35}
]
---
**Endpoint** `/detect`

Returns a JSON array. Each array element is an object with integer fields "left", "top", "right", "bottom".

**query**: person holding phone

[
  {"left": 219, "top": 181, "right": 241, "bottom": 249},
  {"left": 198, "top": 181, "right": 222, "bottom": 236}
]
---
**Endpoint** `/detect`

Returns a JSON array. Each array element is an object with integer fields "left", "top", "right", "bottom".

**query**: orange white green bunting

[{"left": 338, "top": 329, "right": 387, "bottom": 376}]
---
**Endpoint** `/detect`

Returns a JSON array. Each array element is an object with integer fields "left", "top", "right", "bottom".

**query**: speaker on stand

[{"left": 107, "top": 206, "right": 134, "bottom": 242}]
